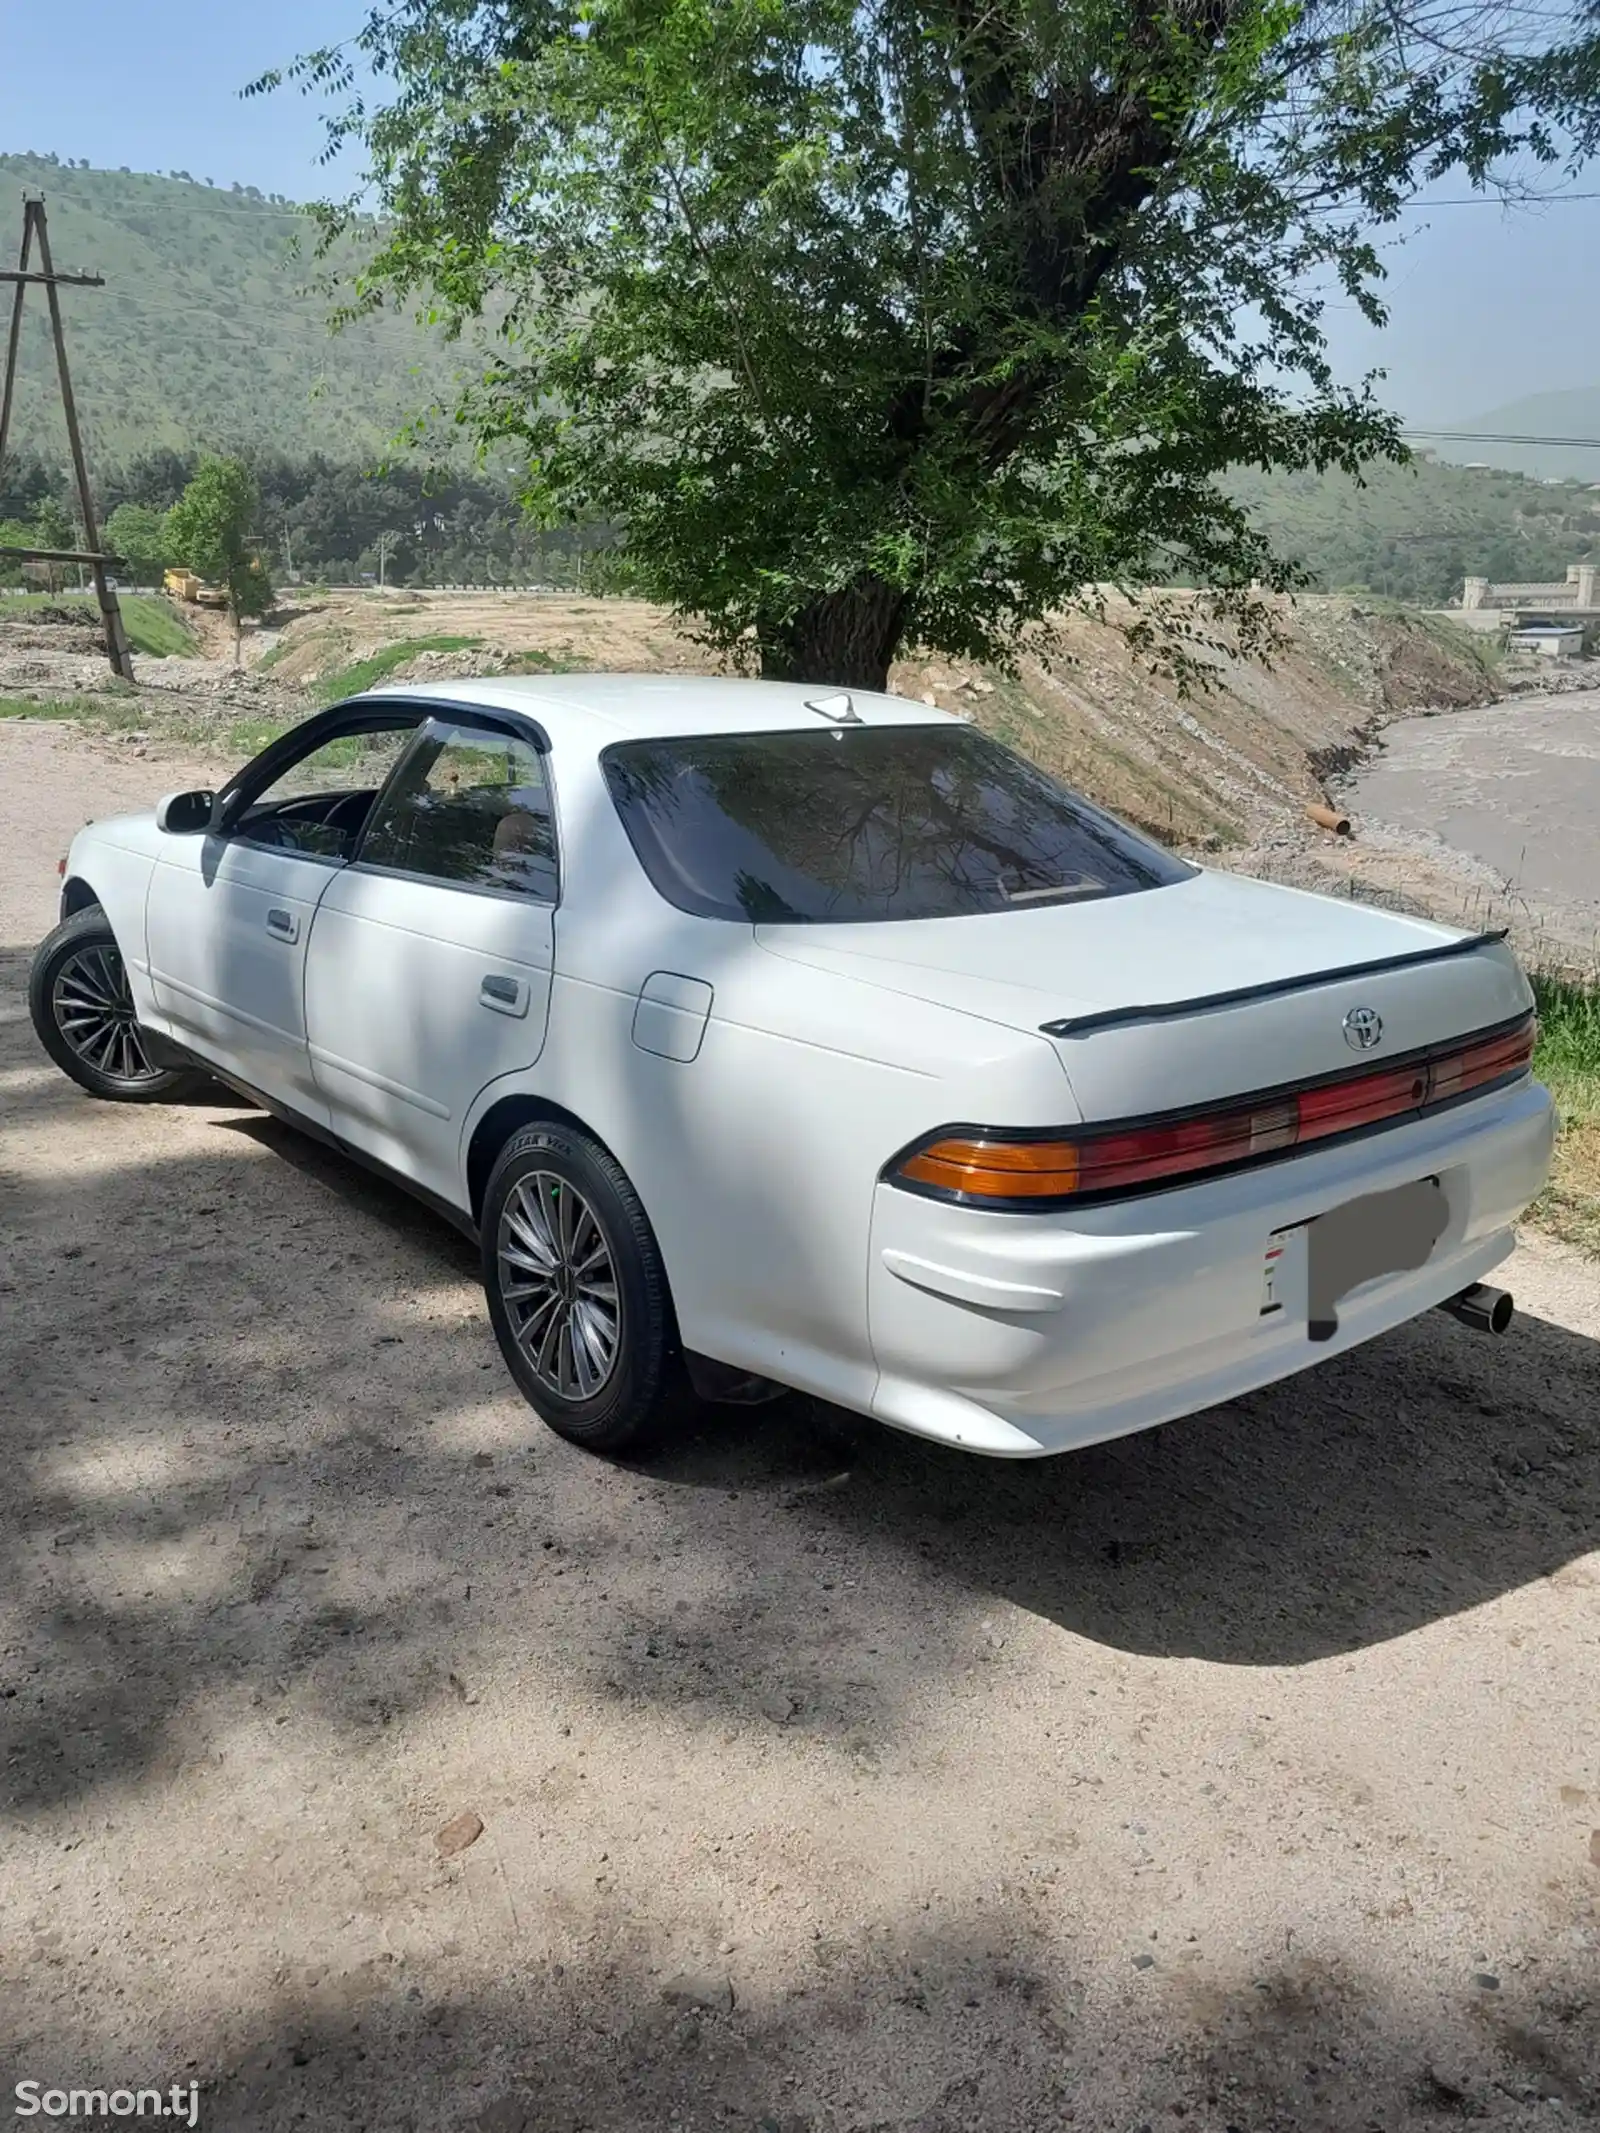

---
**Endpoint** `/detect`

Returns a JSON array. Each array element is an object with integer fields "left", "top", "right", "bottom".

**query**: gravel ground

[{"left": 2, "top": 720, "right": 1598, "bottom": 2133}]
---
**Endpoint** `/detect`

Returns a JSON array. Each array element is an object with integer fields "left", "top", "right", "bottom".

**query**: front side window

[
  {"left": 601, "top": 724, "right": 1193, "bottom": 924},
  {"left": 231, "top": 720, "right": 420, "bottom": 860},
  {"left": 359, "top": 721, "right": 558, "bottom": 900}
]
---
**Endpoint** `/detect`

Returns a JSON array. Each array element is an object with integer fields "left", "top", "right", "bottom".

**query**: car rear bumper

[{"left": 865, "top": 1076, "right": 1555, "bottom": 1457}]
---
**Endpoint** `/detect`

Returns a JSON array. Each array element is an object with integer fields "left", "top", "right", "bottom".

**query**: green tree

[
  {"left": 104, "top": 502, "right": 172, "bottom": 587},
  {"left": 0, "top": 518, "right": 36, "bottom": 586},
  {"left": 22, "top": 497, "right": 77, "bottom": 590},
  {"left": 260, "top": 0, "right": 1600, "bottom": 689},
  {"left": 166, "top": 456, "right": 274, "bottom": 660}
]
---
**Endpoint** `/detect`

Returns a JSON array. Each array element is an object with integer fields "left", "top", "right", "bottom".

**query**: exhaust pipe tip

[{"left": 1440, "top": 1283, "right": 1514, "bottom": 1335}]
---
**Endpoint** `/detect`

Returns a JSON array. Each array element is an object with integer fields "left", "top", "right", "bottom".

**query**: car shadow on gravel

[
  {"left": 2, "top": 1073, "right": 1597, "bottom": 1814},
  {"left": 628, "top": 1288, "right": 1599, "bottom": 1670},
  {"left": 213, "top": 1110, "right": 1600, "bottom": 1683},
  {"left": 211, "top": 1110, "right": 482, "bottom": 1272}
]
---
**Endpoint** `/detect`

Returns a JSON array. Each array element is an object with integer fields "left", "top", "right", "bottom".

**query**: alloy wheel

[
  {"left": 496, "top": 1171, "right": 623, "bottom": 1399},
  {"left": 51, "top": 943, "right": 161, "bottom": 1086}
]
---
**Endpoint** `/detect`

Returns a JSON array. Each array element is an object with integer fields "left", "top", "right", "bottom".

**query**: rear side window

[
  {"left": 601, "top": 724, "right": 1192, "bottom": 923},
  {"left": 359, "top": 721, "right": 558, "bottom": 900}
]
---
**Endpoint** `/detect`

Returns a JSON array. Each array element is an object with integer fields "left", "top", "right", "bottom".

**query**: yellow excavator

[{"left": 163, "top": 567, "right": 228, "bottom": 610}]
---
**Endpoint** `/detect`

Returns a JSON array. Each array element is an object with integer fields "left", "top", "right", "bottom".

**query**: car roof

[{"left": 358, "top": 673, "right": 962, "bottom": 751}]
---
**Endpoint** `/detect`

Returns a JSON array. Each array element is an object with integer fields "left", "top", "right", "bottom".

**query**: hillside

[
  {"left": 9, "top": 578, "right": 1596, "bottom": 971},
  {"left": 0, "top": 153, "right": 483, "bottom": 465},
  {"left": 0, "top": 583, "right": 1507, "bottom": 853},
  {"left": 1225, "top": 456, "right": 1600, "bottom": 605},
  {"left": 4, "top": 155, "right": 1599, "bottom": 604},
  {"left": 1433, "top": 388, "right": 1600, "bottom": 480}
]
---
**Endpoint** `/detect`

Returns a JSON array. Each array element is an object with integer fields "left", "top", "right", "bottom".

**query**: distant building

[
  {"left": 1462, "top": 563, "right": 1597, "bottom": 611},
  {"left": 1510, "top": 623, "right": 1585, "bottom": 659},
  {"left": 1459, "top": 564, "right": 1599, "bottom": 653}
]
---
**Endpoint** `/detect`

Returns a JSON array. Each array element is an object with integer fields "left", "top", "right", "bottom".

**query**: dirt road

[{"left": 3, "top": 721, "right": 1598, "bottom": 2133}]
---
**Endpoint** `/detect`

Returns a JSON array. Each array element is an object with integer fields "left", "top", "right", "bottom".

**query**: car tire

[
  {"left": 481, "top": 1121, "right": 689, "bottom": 1453},
  {"left": 28, "top": 907, "right": 202, "bottom": 1103}
]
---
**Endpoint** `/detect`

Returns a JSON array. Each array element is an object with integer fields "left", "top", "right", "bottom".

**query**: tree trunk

[
  {"left": 232, "top": 606, "right": 242, "bottom": 668},
  {"left": 759, "top": 576, "right": 908, "bottom": 691}
]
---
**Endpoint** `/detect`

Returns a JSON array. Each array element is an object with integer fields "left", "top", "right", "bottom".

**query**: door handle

[
  {"left": 480, "top": 973, "right": 530, "bottom": 1018},
  {"left": 266, "top": 907, "right": 299, "bottom": 943}
]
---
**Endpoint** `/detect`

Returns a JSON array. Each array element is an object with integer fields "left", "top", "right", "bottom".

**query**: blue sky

[{"left": 2, "top": 1, "right": 1597, "bottom": 426}]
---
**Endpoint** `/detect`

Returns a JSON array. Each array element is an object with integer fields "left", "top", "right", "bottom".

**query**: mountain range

[
  {"left": 1, "top": 153, "right": 1595, "bottom": 603},
  {"left": 0, "top": 152, "right": 483, "bottom": 466}
]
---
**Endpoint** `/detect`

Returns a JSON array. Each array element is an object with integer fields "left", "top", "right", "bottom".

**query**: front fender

[
  {"left": 59, "top": 873, "right": 102, "bottom": 922},
  {"left": 59, "top": 830, "right": 162, "bottom": 1025}
]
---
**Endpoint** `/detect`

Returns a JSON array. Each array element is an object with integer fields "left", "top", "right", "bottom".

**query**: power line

[
  {"left": 1404, "top": 430, "right": 1600, "bottom": 449},
  {"left": 1411, "top": 190, "right": 1600, "bottom": 206}
]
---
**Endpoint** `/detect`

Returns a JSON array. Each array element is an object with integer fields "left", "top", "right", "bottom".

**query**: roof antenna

[{"left": 803, "top": 691, "right": 861, "bottom": 725}]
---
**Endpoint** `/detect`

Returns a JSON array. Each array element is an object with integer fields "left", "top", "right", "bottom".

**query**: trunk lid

[{"left": 755, "top": 870, "right": 1532, "bottom": 1121}]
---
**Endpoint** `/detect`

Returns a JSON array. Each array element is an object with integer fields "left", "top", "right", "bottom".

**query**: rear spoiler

[{"left": 1041, "top": 929, "right": 1511, "bottom": 1040}]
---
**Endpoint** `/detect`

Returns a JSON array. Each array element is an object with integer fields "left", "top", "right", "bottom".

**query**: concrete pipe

[{"left": 1305, "top": 802, "right": 1352, "bottom": 835}]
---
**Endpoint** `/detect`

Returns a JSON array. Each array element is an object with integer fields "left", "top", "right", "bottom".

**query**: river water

[{"left": 1342, "top": 686, "right": 1600, "bottom": 952}]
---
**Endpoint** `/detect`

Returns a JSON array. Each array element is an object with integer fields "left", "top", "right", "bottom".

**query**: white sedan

[{"left": 30, "top": 676, "right": 1554, "bottom": 1456}]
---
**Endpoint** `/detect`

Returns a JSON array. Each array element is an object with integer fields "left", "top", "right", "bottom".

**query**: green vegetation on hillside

[
  {"left": 1226, "top": 458, "right": 1600, "bottom": 607},
  {"left": 2, "top": 153, "right": 1597, "bottom": 616},
  {"left": 0, "top": 152, "right": 485, "bottom": 464}
]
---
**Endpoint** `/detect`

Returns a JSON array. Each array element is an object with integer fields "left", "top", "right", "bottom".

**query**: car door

[
  {"left": 303, "top": 714, "right": 558, "bottom": 1211},
  {"left": 144, "top": 712, "right": 421, "bottom": 1118}
]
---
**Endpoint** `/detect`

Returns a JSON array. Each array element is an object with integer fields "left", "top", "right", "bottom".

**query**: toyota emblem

[{"left": 1343, "top": 1005, "right": 1383, "bottom": 1051}]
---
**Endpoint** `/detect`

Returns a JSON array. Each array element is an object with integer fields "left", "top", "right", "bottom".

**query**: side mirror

[{"left": 155, "top": 789, "right": 217, "bottom": 835}]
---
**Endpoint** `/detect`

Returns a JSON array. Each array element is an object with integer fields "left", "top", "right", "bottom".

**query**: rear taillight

[
  {"left": 889, "top": 1011, "right": 1536, "bottom": 1208},
  {"left": 898, "top": 1138, "right": 1081, "bottom": 1198}
]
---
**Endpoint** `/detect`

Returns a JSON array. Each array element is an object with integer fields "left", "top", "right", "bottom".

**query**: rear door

[{"left": 303, "top": 714, "right": 559, "bottom": 1211}]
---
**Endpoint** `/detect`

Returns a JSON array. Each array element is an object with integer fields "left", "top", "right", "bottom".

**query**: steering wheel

[{"left": 322, "top": 790, "right": 375, "bottom": 838}]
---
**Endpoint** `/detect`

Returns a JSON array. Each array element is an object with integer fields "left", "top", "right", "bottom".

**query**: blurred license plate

[{"left": 1262, "top": 1177, "right": 1447, "bottom": 1340}]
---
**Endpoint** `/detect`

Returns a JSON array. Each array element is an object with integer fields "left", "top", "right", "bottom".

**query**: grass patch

[
  {"left": 0, "top": 692, "right": 147, "bottom": 730},
  {"left": 0, "top": 692, "right": 290, "bottom": 760},
  {"left": 1530, "top": 970, "right": 1600, "bottom": 1253},
  {"left": 501, "top": 645, "right": 588, "bottom": 675},
  {"left": 120, "top": 594, "right": 200, "bottom": 659},
  {"left": 2, "top": 590, "right": 199, "bottom": 658},
  {"left": 220, "top": 717, "right": 296, "bottom": 758},
  {"left": 316, "top": 634, "right": 484, "bottom": 704}
]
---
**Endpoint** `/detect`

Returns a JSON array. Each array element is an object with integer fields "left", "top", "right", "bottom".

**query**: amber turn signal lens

[{"left": 898, "top": 1137, "right": 1082, "bottom": 1198}]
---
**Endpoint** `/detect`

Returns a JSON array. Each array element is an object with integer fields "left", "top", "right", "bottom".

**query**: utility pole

[
  {"left": 0, "top": 194, "right": 133, "bottom": 680},
  {"left": 376, "top": 529, "right": 396, "bottom": 587}
]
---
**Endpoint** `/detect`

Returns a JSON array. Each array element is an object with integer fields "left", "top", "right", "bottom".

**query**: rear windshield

[{"left": 600, "top": 724, "right": 1193, "bottom": 924}]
